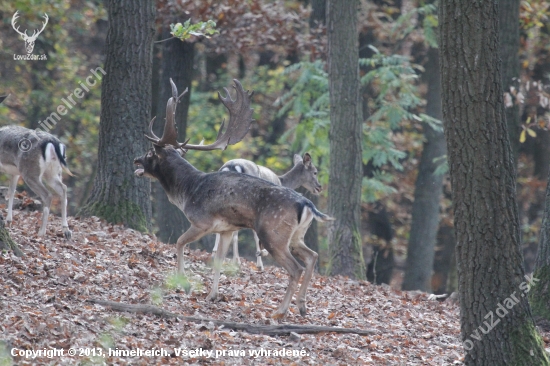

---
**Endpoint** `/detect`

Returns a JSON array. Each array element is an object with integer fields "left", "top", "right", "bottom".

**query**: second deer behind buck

[
  {"left": 134, "top": 79, "right": 334, "bottom": 318},
  {"left": 212, "top": 154, "right": 322, "bottom": 270}
]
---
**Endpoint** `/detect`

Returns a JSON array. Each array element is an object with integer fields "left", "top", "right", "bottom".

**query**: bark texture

[
  {"left": 79, "top": 0, "right": 155, "bottom": 231},
  {"left": 499, "top": 0, "right": 521, "bottom": 165},
  {"left": 402, "top": 47, "right": 445, "bottom": 292},
  {"left": 153, "top": 27, "right": 194, "bottom": 244},
  {"left": 326, "top": 0, "right": 365, "bottom": 279},
  {"left": 531, "top": 166, "right": 550, "bottom": 321},
  {"left": 439, "top": 2, "right": 548, "bottom": 364}
]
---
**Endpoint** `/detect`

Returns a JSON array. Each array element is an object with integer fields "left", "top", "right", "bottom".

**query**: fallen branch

[{"left": 86, "top": 299, "right": 376, "bottom": 336}]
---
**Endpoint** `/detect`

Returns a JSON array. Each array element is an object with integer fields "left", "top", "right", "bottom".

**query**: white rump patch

[
  {"left": 299, "top": 206, "right": 314, "bottom": 227},
  {"left": 235, "top": 165, "right": 243, "bottom": 173},
  {"left": 44, "top": 143, "right": 57, "bottom": 162}
]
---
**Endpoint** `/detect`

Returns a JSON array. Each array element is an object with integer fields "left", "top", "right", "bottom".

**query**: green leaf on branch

[{"left": 170, "top": 19, "right": 219, "bottom": 41}]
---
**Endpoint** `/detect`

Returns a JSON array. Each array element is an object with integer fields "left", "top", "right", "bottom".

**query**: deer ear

[
  {"left": 153, "top": 144, "right": 164, "bottom": 156},
  {"left": 302, "top": 153, "right": 312, "bottom": 167},
  {"left": 293, "top": 154, "right": 302, "bottom": 166}
]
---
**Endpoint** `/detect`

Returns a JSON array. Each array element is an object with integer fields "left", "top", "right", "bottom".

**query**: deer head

[{"left": 12, "top": 11, "right": 48, "bottom": 54}]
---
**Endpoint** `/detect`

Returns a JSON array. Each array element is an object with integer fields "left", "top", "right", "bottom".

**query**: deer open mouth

[{"left": 133, "top": 158, "right": 144, "bottom": 177}]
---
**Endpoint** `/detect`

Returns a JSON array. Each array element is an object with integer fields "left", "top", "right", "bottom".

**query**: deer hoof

[
  {"left": 206, "top": 291, "right": 218, "bottom": 302},
  {"left": 298, "top": 304, "right": 307, "bottom": 317},
  {"left": 63, "top": 227, "right": 72, "bottom": 240},
  {"left": 5, "top": 219, "right": 12, "bottom": 227},
  {"left": 271, "top": 311, "right": 286, "bottom": 320}
]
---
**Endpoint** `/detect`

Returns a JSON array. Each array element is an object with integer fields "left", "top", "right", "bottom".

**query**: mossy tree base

[
  {"left": 0, "top": 217, "right": 23, "bottom": 257},
  {"left": 79, "top": 200, "right": 148, "bottom": 233}
]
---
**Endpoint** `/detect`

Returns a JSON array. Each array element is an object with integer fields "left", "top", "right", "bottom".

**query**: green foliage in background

[
  {"left": 170, "top": 19, "right": 218, "bottom": 41},
  {"left": 0, "top": 0, "right": 105, "bottom": 213},
  {"left": 275, "top": 50, "right": 438, "bottom": 202}
]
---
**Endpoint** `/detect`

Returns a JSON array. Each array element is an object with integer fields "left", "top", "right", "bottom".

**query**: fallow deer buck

[
  {"left": 212, "top": 153, "right": 323, "bottom": 270},
  {"left": 134, "top": 79, "right": 334, "bottom": 318},
  {"left": 0, "top": 95, "right": 72, "bottom": 239}
]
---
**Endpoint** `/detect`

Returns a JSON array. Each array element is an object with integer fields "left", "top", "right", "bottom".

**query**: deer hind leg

[
  {"left": 6, "top": 175, "right": 19, "bottom": 225},
  {"left": 259, "top": 228, "right": 303, "bottom": 319},
  {"left": 207, "top": 231, "right": 234, "bottom": 301},
  {"left": 290, "top": 210, "right": 317, "bottom": 316},
  {"left": 175, "top": 225, "right": 208, "bottom": 274},
  {"left": 21, "top": 173, "right": 52, "bottom": 237},
  {"left": 290, "top": 235, "right": 318, "bottom": 317},
  {"left": 44, "top": 175, "right": 71, "bottom": 239}
]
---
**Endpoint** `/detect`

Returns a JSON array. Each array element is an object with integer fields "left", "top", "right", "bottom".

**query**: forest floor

[{"left": 1, "top": 209, "right": 544, "bottom": 365}]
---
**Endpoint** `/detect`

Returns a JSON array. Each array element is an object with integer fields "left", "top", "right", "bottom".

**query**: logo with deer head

[{"left": 11, "top": 10, "right": 48, "bottom": 54}]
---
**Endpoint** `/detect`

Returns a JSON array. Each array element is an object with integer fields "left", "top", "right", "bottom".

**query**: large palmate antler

[
  {"left": 145, "top": 79, "right": 254, "bottom": 151},
  {"left": 145, "top": 78, "right": 188, "bottom": 147}
]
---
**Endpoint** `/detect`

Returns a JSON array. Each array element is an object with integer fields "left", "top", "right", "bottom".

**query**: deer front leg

[
  {"left": 290, "top": 240, "right": 318, "bottom": 317},
  {"left": 176, "top": 225, "right": 207, "bottom": 274},
  {"left": 207, "top": 231, "right": 233, "bottom": 301},
  {"left": 6, "top": 175, "right": 19, "bottom": 225},
  {"left": 230, "top": 231, "right": 240, "bottom": 266}
]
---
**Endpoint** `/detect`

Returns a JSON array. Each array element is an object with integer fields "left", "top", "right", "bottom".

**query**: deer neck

[
  {"left": 278, "top": 166, "right": 303, "bottom": 190},
  {"left": 157, "top": 155, "right": 202, "bottom": 200}
]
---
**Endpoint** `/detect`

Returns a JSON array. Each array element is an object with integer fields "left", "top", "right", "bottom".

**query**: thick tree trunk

[
  {"left": 499, "top": 0, "right": 521, "bottom": 166},
  {"left": 439, "top": 2, "right": 548, "bottom": 364},
  {"left": 326, "top": 0, "right": 365, "bottom": 279},
  {"left": 153, "top": 27, "right": 194, "bottom": 244},
  {"left": 79, "top": 0, "right": 155, "bottom": 232},
  {"left": 402, "top": 47, "right": 445, "bottom": 292}
]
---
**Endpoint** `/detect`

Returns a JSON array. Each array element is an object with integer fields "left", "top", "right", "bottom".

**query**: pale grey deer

[
  {"left": 212, "top": 153, "right": 322, "bottom": 270},
  {"left": 0, "top": 95, "right": 72, "bottom": 238},
  {"left": 133, "top": 79, "right": 334, "bottom": 318}
]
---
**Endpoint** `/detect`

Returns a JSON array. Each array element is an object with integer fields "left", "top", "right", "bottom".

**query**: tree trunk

[
  {"left": 530, "top": 163, "right": 550, "bottom": 322},
  {"left": 79, "top": 0, "right": 155, "bottom": 232},
  {"left": 0, "top": 215, "right": 22, "bottom": 257},
  {"left": 439, "top": 2, "right": 549, "bottom": 364},
  {"left": 301, "top": 0, "right": 325, "bottom": 259},
  {"left": 153, "top": 26, "right": 194, "bottom": 244},
  {"left": 402, "top": 47, "right": 445, "bottom": 292},
  {"left": 431, "top": 223, "right": 456, "bottom": 295},
  {"left": 309, "top": 0, "right": 326, "bottom": 28},
  {"left": 499, "top": 0, "right": 521, "bottom": 166},
  {"left": 326, "top": 0, "right": 365, "bottom": 279}
]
